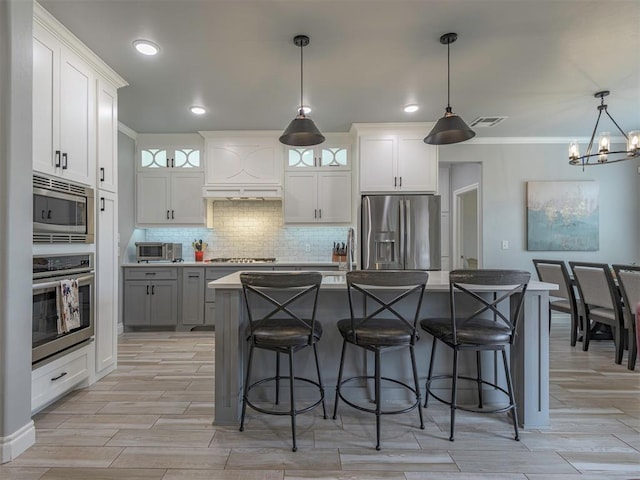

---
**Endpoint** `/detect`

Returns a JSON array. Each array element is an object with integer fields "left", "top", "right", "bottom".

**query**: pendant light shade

[
  {"left": 425, "top": 33, "right": 475, "bottom": 145},
  {"left": 279, "top": 35, "right": 325, "bottom": 146}
]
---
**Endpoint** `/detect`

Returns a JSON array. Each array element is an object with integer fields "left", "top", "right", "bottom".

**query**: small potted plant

[{"left": 192, "top": 239, "right": 207, "bottom": 262}]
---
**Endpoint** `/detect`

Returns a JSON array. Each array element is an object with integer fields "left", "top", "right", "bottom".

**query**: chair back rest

[
  {"left": 612, "top": 264, "right": 640, "bottom": 322},
  {"left": 240, "top": 272, "right": 323, "bottom": 344},
  {"left": 532, "top": 259, "right": 572, "bottom": 300},
  {"left": 346, "top": 270, "right": 429, "bottom": 343},
  {"left": 569, "top": 262, "right": 619, "bottom": 310},
  {"left": 448, "top": 269, "right": 531, "bottom": 344}
]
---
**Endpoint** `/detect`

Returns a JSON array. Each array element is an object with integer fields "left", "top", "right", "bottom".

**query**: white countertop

[{"left": 208, "top": 270, "right": 558, "bottom": 292}]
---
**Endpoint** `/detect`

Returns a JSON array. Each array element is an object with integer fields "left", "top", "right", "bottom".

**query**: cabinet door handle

[
  {"left": 100, "top": 167, "right": 105, "bottom": 182},
  {"left": 151, "top": 285, "right": 155, "bottom": 295},
  {"left": 47, "top": 210, "right": 52, "bottom": 219},
  {"left": 167, "top": 210, "right": 170, "bottom": 220},
  {"left": 171, "top": 158, "right": 175, "bottom": 168},
  {"left": 394, "top": 176, "right": 397, "bottom": 187},
  {"left": 62, "top": 152, "right": 68, "bottom": 170},
  {"left": 55, "top": 150, "right": 61, "bottom": 168},
  {"left": 100, "top": 197, "right": 105, "bottom": 211},
  {"left": 41, "top": 210, "right": 46, "bottom": 219},
  {"left": 146, "top": 285, "right": 149, "bottom": 295},
  {"left": 50, "top": 371, "right": 67, "bottom": 382},
  {"left": 314, "top": 209, "right": 317, "bottom": 219},
  {"left": 166, "top": 158, "right": 170, "bottom": 167},
  {"left": 188, "top": 274, "right": 199, "bottom": 278},
  {"left": 399, "top": 177, "right": 402, "bottom": 187},
  {"left": 145, "top": 272, "right": 156, "bottom": 276},
  {"left": 319, "top": 209, "right": 322, "bottom": 219},
  {"left": 171, "top": 210, "right": 175, "bottom": 219}
]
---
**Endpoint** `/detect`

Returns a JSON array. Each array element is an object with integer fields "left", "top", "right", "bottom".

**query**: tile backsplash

[{"left": 145, "top": 200, "right": 351, "bottom": 262}]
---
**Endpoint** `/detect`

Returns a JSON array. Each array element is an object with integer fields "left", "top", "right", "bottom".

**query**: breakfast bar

[{"left": 209, "top": 271, "right": 557, "bottom": 429}]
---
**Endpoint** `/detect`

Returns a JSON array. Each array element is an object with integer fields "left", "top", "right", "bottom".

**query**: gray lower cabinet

[
  {"left": 123, "top": 268, "right": 178, "bottom": 327},
  {"left": 181, "top": 268, "right": 205, "bottom": 326}
]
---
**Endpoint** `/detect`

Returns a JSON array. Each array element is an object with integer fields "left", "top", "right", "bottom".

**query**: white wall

[{"left": 440, "top": 142, "right": 640, "bottom": 271}]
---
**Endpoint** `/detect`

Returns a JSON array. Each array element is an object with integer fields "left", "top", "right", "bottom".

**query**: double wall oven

[{"left": 32, "top": 253, "right": 95, "bottom": 364}]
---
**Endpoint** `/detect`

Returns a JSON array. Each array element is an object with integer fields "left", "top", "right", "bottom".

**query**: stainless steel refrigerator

[{"left": 361, "top": 194, "right": 441, "bottom": 270}]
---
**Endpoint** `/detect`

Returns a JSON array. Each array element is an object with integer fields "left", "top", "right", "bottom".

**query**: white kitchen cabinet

[
  {"left": 284, "top": 171, "right": 352, "bottom": 223},
  {"left": 285, "top": 144, "right": 350, "bottom": 170},
  {"left": 136, "top": 171, "right": 205, "bottom": 226},
  {"left": 96, "top": 78, "right": 118, "bottom": 193},
  {"left": 202, "top": 133, "right": 282, "bottom": 187},
  {"left": 359, "top": 133, "right": 438, "bottom": 193},
  {"left": 137, "top": 133, "right": 203, "bottom": 171},
  {"left": 95, "top": 190, "right": 118, "bottom": 376},
  {"left": 33, "top": 22, "right": 95, "bottom": 186},
  {"left": 32, "top": 343, "right": 93, "bottom": 413}
]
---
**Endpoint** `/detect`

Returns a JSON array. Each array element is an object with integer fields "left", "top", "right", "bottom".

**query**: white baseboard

[{"left": 0, "top": 420, "right": 35, "bottom": 464}]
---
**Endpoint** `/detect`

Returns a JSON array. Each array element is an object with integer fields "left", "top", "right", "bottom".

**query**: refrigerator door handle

[
  {"left": 404, "top": 199, "right": 411, "bottom": 267},
  {"left": 399, "top": 198, "right": 406, "bottom": 269}
]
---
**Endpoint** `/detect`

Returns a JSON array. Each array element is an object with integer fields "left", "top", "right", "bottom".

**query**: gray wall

[
  {"left": 116, "top": 130, "right": 137, "bottom": 328},
  {"left": 440, "top": 142, "right": 640, "bottom": 271},
  {"left": 0, "top": 0, "right": 34, "bottom": 459}
]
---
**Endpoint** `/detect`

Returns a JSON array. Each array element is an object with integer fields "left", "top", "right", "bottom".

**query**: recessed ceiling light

[
  {"left": 404, "top": 104, "right": 420, "bottom": 113},
  {"left": 133, "top": 40, "right": 159, "bottom": 56},
  {"left": 190, "top": 106, "right": 207, "bottom": 115}
]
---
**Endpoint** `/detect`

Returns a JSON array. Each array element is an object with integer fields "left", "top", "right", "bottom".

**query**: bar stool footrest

[
  {"left": 426, "top": 374, "right": 515, "bottom": 414},
  {"left": 336, "top": 375, "right": 421, "bottom": 415}
]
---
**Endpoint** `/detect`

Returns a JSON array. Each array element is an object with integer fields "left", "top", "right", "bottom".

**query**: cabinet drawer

[
  {"left": 32, "top": 345, "right": 90, "bottom": 412},
  {"left": 125, "top": 268, "right": 178, "bottom": 280}
]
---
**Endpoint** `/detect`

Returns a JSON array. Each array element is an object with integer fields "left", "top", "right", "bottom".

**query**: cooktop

[{"left": 206, "top": 257, "right": 276, "bottom": 264}]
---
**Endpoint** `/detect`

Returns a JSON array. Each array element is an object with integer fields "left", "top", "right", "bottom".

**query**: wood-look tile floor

[{"left": 3, "top": 318, "right": 639, "bottom": 479}]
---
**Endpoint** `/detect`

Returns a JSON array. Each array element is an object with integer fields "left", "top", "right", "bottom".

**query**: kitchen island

[{"left": 209, "top": 271, "right": 557, "bottom": 429}]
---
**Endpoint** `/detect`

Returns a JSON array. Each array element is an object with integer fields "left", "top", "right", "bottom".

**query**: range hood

[{"left": 202, "top": 185, "right": 282, "bottom": 201}]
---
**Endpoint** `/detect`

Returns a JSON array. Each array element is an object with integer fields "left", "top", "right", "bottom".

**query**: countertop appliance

[
  {"left": 135, "top": 242, "right": 183, "bottom": 263},
  {"left": 361, "top": 194, "right": 441, "bottom": 270},
  {"left": 33, "top": 173, "right": 95, "bottom": 244}
]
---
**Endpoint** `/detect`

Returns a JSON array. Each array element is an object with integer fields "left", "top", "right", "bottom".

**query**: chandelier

[{"left": 569, "top": 91, "right": 639, "bottom": 166}]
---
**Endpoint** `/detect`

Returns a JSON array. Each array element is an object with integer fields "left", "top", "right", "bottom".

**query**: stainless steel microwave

[
  {"left": 135, "top": 242, "right": 183, "bottom": 262},
  {"left": 33, "top": 174, "right": 95, "bottom": 244}
]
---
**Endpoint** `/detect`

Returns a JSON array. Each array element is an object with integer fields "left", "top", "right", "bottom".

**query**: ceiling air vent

[{"left": 469, "top": 116, "right": 508, "bottom": 128}]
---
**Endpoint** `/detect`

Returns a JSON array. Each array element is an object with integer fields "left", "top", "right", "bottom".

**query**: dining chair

[
  {"left": 569, "top": 262, "right": 625, "bottom": 365},
  {"left": 420, "top": 269, "right": 530, "bottom": 442},
  {"left": 612, "top": 264, "right": 639, "bottom": 370},
  {"left": 532, "top": 259, "right": 582, "bottom": 346},
  {"left": 332, "top": 270, "right": 428, "bottom": 450},
  {"left": 239, "top": 271, "right": 326, "bottom": 452}
]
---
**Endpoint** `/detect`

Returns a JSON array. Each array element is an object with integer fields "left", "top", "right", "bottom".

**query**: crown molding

[
  {"left": 117, "top": 122, "right": 138, "bottom": 140},
  {"left": 34, "top": 1, "right": 128, "bottom": 89}
]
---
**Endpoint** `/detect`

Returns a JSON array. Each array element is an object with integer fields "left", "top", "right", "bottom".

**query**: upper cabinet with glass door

[
  {"left": 137, "top": 134, "right": 204, "bottom": 172},
  {"left": 285, "top": 134, "right": 352, "bottom": 171}
]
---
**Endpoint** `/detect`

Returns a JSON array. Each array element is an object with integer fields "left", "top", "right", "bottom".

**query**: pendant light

[
  {"left": 568, "top": 90, "right": 639, "bottom": 166},
  {"left": 424, "top": 32, "right": 475, "bottom": 145},
  {"left": 279, "top": 35, "right": 325, "bottom": 146}
]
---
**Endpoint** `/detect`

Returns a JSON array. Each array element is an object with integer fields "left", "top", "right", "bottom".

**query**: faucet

[{"left": 346, "top": 227, "right": 355, "bottom": 271}]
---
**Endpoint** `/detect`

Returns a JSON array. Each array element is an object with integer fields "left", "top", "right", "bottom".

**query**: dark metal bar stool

[
  {"left": 239, "top": 271, "right": 326, "bottom": 452},
  {"left": 421, "top": 269, "right": 530, "bottom": 442},
  {"left": 332, "top": 270, "right": 428, "bottom": 450}
]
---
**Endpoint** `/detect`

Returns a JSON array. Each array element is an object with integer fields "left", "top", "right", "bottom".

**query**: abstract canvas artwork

[{"left": 526, "top": 181, "right": 599, "bottom": 251}]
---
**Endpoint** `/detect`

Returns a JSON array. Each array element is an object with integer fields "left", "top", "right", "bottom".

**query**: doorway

[{"left": 452, "top": 183, "right": 481, "bottom": 269}]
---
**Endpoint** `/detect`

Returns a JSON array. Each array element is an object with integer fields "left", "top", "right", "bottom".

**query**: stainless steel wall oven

[
  {"left": 33, "top": 174, "right": 95, "bottom": 244},
  {"left": 32, "top": 253, "right": 95, "bottom": 364}
]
